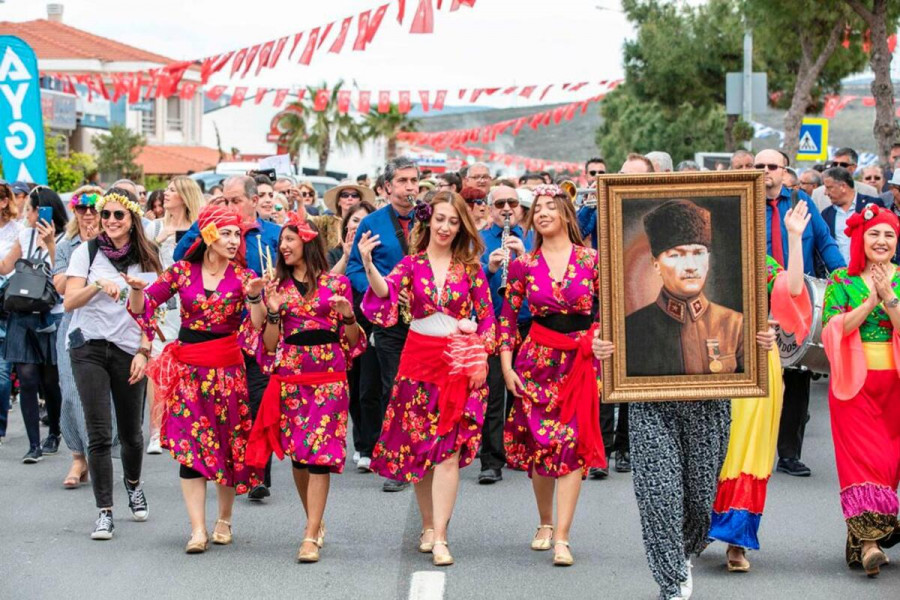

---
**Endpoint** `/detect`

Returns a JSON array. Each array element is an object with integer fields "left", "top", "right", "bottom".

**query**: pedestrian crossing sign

[{"left": 796, "top": 118, "right": 828, "bottom": 162}]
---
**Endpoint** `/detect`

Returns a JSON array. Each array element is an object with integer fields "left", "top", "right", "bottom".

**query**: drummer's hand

[{"left": 756, "top": 320, "right": 778, "bottom": 351}]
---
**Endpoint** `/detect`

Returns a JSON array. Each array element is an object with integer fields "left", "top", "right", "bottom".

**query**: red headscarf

[
  {"left": 283, "top": 211, "right": 318, "bottom": 242},
  {"left": 844, "top": 204, "right": 900, "bottom": 275},
  {"left": 185, "top": 205, "right": 247, "bottom": 264}
]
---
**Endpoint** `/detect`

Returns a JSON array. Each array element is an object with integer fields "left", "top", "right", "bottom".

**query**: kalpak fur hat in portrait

[{"left": 643, "top": 199, "right": 712, "bottom": 257}]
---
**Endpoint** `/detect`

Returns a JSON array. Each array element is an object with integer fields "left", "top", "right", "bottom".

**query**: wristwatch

[{"left": 886, "top": 297, "right": 899, "bottom": 309}]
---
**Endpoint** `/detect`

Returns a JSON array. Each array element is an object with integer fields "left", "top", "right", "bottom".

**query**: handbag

[{"left": 3, "top": 230, "right": 60, "bottom": 313}]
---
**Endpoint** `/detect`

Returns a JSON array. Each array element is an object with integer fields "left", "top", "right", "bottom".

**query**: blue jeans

[{"left": 0, "top": 339, "right": 13, "bottom": 438}]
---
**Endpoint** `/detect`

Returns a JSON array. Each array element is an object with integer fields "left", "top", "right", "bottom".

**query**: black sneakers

[
  {"left": 40, "top": 434, "right": 60, "bottom": 455},
  {"left": 124, "top": 479, "right": 149, "bottom": 521},
  {"left": 248, "top": 484, "right": 271, "bottom": 501},
  {"left": 22, "top": 446, "right": 42, "bottom": 464},
  {"left": 382, "top": 479, "right": 409, "bottom": 492},
  {"left": 776, "top": 457, "right": 811, "bottom": 477},
  {"left": 91, "top": 510, "right": 114, "bottom": 540}
]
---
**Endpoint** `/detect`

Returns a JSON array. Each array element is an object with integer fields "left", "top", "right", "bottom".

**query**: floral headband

[
  {"left": 96, "top": 192, "right": 144, "bottom": 217},
  {"left": 284, "top": 211, "right": 318, "bottom": 242},
  {"left": 531, "top": 184, "right": 564, "bottom": 199},
  {"left": 70, "top": 192, "right": 100, "bottom": 209}
]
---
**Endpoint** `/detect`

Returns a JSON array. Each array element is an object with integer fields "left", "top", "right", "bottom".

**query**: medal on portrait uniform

[{"left": 706, "top": 339, "right": 723, "bottom": 373}]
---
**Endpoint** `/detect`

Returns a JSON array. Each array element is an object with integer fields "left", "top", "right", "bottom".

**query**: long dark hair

[
  {"left": 340, "top": 200, "right": 376, "bottom": 241},
  {"left": 275, "top": 220, "right": 330, "bottom": 295},
  {"left": 28, "top": 186, "right": 69, "bottom": 232},
  {"left": 101, "top": 187, "right": 162, "bottom": 274}
]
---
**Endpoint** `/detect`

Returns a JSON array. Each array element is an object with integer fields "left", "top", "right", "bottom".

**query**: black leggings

[
  {"left": 180, "top": 465, "right": 204, "bottom": 479},
  {"left": 17, "top": 362, "right": 62, "bottom": 448},
  {"left": 291, "top": 461, "right": 330, "bottom": 475}
]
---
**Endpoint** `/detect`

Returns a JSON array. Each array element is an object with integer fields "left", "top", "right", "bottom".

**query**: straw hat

[{"left": 323, "top": 181, "right": 376, "bottom": 215}]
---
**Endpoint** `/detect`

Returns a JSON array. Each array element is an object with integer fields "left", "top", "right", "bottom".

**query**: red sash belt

[
  {"left": 529, "top": 322, "right": 607, "bottom": 468},
  {"left": 398, "top": 330, "right": 472, "bottom": 437},
  {"left": 146, "top": 334, "right": 243, "bottom": 430},
  {"left": 246, "top": 370, "right": 347, "bottom": 468}
]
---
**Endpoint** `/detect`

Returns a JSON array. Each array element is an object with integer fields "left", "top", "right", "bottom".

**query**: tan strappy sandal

[
  {"left": 531, "top": 524, "right": 554, "bottom": 551},
  {"left": 419, "top": 528, "right": 436, "bottom": 553},
  {"left": 432, "top": 540, "right": 454, "bottom": 566},
  {"left": 553, "top": 540, "right": 574, "bottom": 566},
  {"left": 212, "top": 519, "right": 232, "bottom": 545},
  {"left": 316, "top": 522, "right": 326, "bottom": 548},
  {"left": 185, "top": 530, "right": 209, "bottom": 554},
  {"left": 297, "top": 538, "right": 320, "bottom": 563}
]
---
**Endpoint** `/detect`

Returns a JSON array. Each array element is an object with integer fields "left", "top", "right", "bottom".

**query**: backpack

[{"left": 2, "top": 230, "right": 61, "bottom": 313}]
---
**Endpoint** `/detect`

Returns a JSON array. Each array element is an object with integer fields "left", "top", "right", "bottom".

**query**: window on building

[
  {"left": 140, "top": 100, "right": 156, "bottom": 137},
  {"left": 166, "top": 96, "right": 182, "bottom": 131}
]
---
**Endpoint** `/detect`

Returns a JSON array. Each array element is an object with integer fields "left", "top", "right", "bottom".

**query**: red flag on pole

[
  {"left": 231, "top": 87, "right": 249, "bottom": 106},
  {"left": 254, "top": 88, "right": 268, "bottom": 104},
  {"left": 398, "top": 91, "right": 411, "bottom": 113},
  {"left": 255, "top": 41, "right": 274, "bottom": 76},
  {"left": 337, "top": 90, "right": 352, "bottom": 113},
  {"left": 314, "top": 88, "right": 330, "bottom": 111},
  {"left": 330, "top": 17, "right": 353, "bottom": 53},
  {"left": 419, "top": 90, "right": 430, "bottom": 112},
  {"left": 358, "top": 91, "right": 372, "bottom": 113},
  {"left": 273, "top": 88, "right": 290, "bottom": 107},
  {"left": 410, "top": 0, "right": 434, "bottom": 34},
  {"left": 433, "top": 90, "right": 447, "bottom": 110},
  {"left": 268, "top": 37, "right": 288, "bottom": 67},
  {"left": 378, "top": 91, "right": 391, "bottom": 113},
  {"left": 354, "top": 11, "right": 371, "bottom": 50},
  {"left": 299, "top": 28, "right": 320, "bottom": 65},
  {"left": 206, "top": 85, "right": 228, "bottom": 102}
]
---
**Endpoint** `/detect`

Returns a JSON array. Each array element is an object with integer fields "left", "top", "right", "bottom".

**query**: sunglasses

[
  {"left": 100, "top": 209, "right": 128, "bottom": 221},
  {"left": 863, "top": 175, "right": 882, "bottom": 182},
  {"left": 299, "top": 191, "right": 314, "bottom": 198},
  {"left": 830, "top": 161, "right": 854, "bottom": 168},
  {"left": 493, "top": 199, "right": 520, "bottom": 208},
  {"left": 74, "top": 205, "right": 97, "bottom": 215},
  {"left": 339, "top": 191, "right": 361, "bottom": 199},
  {"left": 753, "top": 163, "right": 783, "bottom": 171},
  {"left": 587, "top": 170, "right": 606, "bottom": 176},
  {"left": 465, "top": 199, "right": 487, "bottom": 206}
]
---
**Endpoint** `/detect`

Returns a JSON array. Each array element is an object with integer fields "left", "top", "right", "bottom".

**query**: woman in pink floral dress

[
  {"left": 500, "top": 184, "right": 610, "bottom": 567},
  {"left": 126, "top": 205, "right": 266, "bottom": 553},
  {"left": 245, "top": 213, "right": 365, "bottom": 564},
  {"left": 357, "top": 192, "right": 496, "bottom": 567}
]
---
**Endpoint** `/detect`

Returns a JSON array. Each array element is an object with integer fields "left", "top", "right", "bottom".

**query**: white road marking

[{"left": 408, "top": 571, "right": 446, "bottom": 600}]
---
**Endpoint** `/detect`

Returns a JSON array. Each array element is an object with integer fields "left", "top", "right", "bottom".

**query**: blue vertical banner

[{"left": 0, "top": 36, "right": 48, "bottom": 184}]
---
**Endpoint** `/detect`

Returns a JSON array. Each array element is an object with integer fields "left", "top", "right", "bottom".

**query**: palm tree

[
  {"left": 362, "top": 104, "right": 421, "bottom": 161},
  {"left": 277, "top": 80, "right": 364, "bottom": 175}
]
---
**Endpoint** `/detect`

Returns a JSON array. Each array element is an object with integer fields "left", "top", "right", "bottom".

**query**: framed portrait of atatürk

[{"left": 596, "top": 170, "right": 769, "bottom": 403}]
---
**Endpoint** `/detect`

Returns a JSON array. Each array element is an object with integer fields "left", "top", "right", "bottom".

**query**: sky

[{"left": 0, "top": 0, "right": 633, "bottom": 108}]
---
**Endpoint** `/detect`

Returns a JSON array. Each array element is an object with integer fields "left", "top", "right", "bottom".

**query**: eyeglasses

[
  {"left": 74, "top": 205, "right": 97, "bottom": 215},
  {"left": 467, "top": 174, "right": 492, "bottom": 182},
  {"left": 830, "top": 161, "right": 854, "bottom": 168},
  {"left": 587, "top": 170, "right": 606, "bottom": 176},
  {"left": 753, "top": 163, "right": 784, "bottom": 171},
  {"left": 100, "top": 209, "right": 127, "bottom": 221},
  {"left": 339, "top": 191, "right": 361, "bottom": 199},
  {"left": 492, "top": 199, "right": 520, "bottom": 208},
  {"left": 299, "top": 191, "right": 314, "bottom": 198},
  {"left": 465, "top": 199, "right": 487, "bottom": 206}
]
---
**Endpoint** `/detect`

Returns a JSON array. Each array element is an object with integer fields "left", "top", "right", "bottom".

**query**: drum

[{"left": 775, "top": 275, "right": 830, "bottom": 374}]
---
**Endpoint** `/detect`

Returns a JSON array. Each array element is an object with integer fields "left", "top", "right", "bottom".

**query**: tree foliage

[
  {"left": 362, "top": 104, "right": 420, "bottom": 162},
  {"left": 93, "top": 124, "right": 145, "bottom": 181}
]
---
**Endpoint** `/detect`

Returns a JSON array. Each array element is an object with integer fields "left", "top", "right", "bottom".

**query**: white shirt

[
  {"left": 65, "top": 242, "right": 144, "bottom": 354},
  {"left": 832, "top": 194, "right": 858, "bottom": 264},
  {"left": 812, "top": 180, "right": 878, "bottom": 212},
  {"left": 0, "top": 220, "right": 23, "bottom": 260},
  {"left": 18, "top": 227, "right": 64, "bottom": 314}
]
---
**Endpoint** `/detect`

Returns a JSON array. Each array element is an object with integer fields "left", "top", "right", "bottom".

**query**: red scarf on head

[
  {"left": 185, "top": 205, "right": 248, "bottom": 265},
  {"left": 844, "top": 204, "right": 900, "bottom": 276},
  {"left": 284, "top": 211, "right": 318, "bottom": 242}
]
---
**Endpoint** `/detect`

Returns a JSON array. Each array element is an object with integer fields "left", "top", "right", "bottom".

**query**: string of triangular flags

[{"left": 822, "top": 94, "right": 900, "bottom": 119}]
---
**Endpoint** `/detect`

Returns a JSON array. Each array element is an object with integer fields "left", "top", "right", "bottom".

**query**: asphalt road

[{"left": 2, "top": 377, "right": 899, "bottom": 599}]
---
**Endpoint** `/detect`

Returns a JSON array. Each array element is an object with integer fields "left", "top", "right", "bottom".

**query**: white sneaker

[
  {"left": 352, "top": 451, "right": 360, "bottom": 464},
  {"left": 146, "top": 434, "right": 162, "bottom": 455},
  {"left": 357, "top": 457, "right": 372, "bottom": 472},
  {"left": 680, "top": 559, "right": 693, "bottom": 599}
]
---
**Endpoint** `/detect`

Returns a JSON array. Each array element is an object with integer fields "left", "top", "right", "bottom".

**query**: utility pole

[{"left": 743, "top": 27, "right": 753, "bottom": 151}]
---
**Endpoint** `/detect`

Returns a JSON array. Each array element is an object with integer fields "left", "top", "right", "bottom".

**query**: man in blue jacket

[
  {"left": 346, "top": 156, "right": 420, "bottom": 492},
  {"left": 819, "top": 166, "right": 884, "bottom": 264},
  {"left": 754, "top": 149, "right": 845, "bottom": 478},
  {"left": 173, "top": 175, "right": 281, "bottom": 500}
]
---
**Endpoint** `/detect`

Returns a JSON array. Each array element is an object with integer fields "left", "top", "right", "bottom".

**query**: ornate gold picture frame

[{"left": 596, "top": 170, "right": 769, "bottom": 402}]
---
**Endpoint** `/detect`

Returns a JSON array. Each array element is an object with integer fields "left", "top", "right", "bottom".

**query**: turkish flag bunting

[
  {"left": 378, "top": 90, "right": 391, "bottom": 112},
  {"left": 519, "top": 86, "right": 536, "bottom": 98},
  {"left": 502, "top": 86, "right": 517, "bottom": 95},
  {"left": 570, "top": 81, "right": 588, "bottom": 92},
  {"left": 299, "top": 28, "right": 320, "bottom": 65},
  {"left": 410, "top": 0, "right": 434, "bottom": 34},
  {"left": 397, "top": 0, "right": 406, "bottom": 23},
  {"left": 269, "top": 36, "right": 288, "bottom": 67},
  {"left": 330, "top": 17, "right": 353, "bottom": 53},
  {"left": 318, "top": 22, "right": 334, "bottom": 50},
  {"left": 470, "top": 89, "right": 484, "bottom": 103},
  {"left": 273, "top": 88, "right": 290, "bottom": 107},
  {"left": 255, "top": 41, "right": 274, "bottom": 76},
  {"left": 419, "top": 90, "right": 430, "bottom": 112},
  {"left": 366, "top": 4, "right": 390, "bottom": 44},
  {"left": 450, "top": 0, "right": 476, "bottom": 10},
  {"left": 230, "top": 47, "right": 249, "bottom": 78},
  {"left": 289, "top": 32, "right": 304, "bottom": 59},
  {"left": 111, "top": 74, "right": 126, "bottom": 102},
  {"left": 199, "top": 54, "right": 219, "bottom": 84},
  {"left": 354, "top": 11, "right": 371, "bottom": 50},
  {"left": 552, "top": 107, "right": 565, "bottom": 123},
  {"left": 163, "top": 61, "right": 191, "bottom": 93},
  {"left": 539, "top": 84, "right": 553, "bottom": 101},
  {"left": 458, "top": 89, "right": 466, "bottom": 100},
  {"left": 563, "top": 103, "right": 577, "bottom": 120},
  {"left": 206, "top": 51, "right": 234, "bottom": 82},
  {"left": 206, "top": 85, "right": 228, "bottom": 102},
  {"left": 512, "top": 116, "right": 527, "bottom": 135},
  {"left": 541, "top": 110, "right": 552, "bottom": 126},
  {"left": 398, "top": 91, "right": 411, "bottom": 113},
  {"left": 240, "top": 45, "right": 261, "bottom": 78},
  {"left": 179, "top": 81, "right": 198, "bottom": 100},
  {"left": 94, "top": 74, "right": 110, "bottom": 100},
  {"left": 254, "top": 88, "right": 268, "bottom": 104},
  {"left": 484, "top": 87, "right": 500, "bottom": 95},
  {"left": 314, "top": 88, "right": 330, "bottom": 111},
  {"left": 337, "top": 90, "right": 352, "bottom": 113},
  {"left": 231, "top": 87, "right": 249, "bottom": 106},
  {"left": 433, "top": 90, "right": 447, "bottom": 110},
  {"left": 358, "top": 91, "right": 372, "bottom": 113}
]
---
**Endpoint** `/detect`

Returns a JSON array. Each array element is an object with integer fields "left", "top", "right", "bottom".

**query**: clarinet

[{"left": 497, "top": 213, "right": 511, "bottom": 297}]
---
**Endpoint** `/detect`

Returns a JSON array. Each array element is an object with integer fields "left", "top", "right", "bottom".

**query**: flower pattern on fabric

[
  {"left": 363, "top": 253, "right": 497, "bottom": 483},
  {"left": 128, "top": 260, "right": 259, "bottom": 492},
  {"left": 765, "top": 255, "right": 782, "bottom": 296},
  {"left": 254, "top": 273, "right": 365, "bottom": 473},
  {"left": 823, "top": 267, "right": 900, "bottom": 342},
  {"left": 500, "top": 245, "right": 601, "bottom": 478}
]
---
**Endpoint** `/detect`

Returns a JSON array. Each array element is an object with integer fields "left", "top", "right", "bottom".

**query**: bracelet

[
  {"left": 341, "top": 313, "right": 357, "bottom": 325},
  {"left": 246, "top": 293, "right": 262, "bottom": 304},
  {"left": 136, "top": 347, "right": 151, "bottom": 359},
  {"left": 266, "top": 309, "right": 281, "bottom": 324}
]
